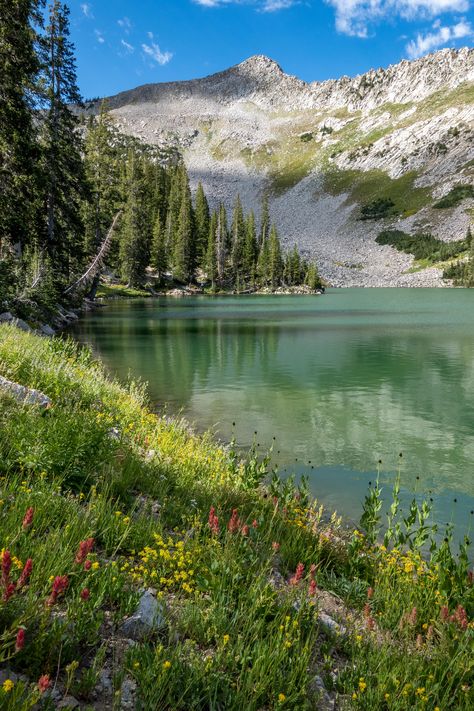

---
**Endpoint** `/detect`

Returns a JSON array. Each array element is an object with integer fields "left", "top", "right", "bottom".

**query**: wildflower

[
  {"left": 2, "top": 679, "right": 14, "bottom": 693},
  {"left": 228, "top": 509, "right": 241, "bottom": 533},
  {"left": 47, "top": 575, "right": 69, "bottom": 606},
  {"left": 3, "top": 582, "right": 15, "bottom": 602},
  {"left": 2, "top": 549, "right": 12, "bottom": 587},
  {"left": 38, "top": 675, "right": 51, "bottom": 694},
  {"left": 22, "top": 507, "right": 34, "bottom": 530},
  {"left": 252, "top": 519, "right": 258, "bottom": 528},
  {"left": 440, "top": 605, "right": 449, "bottom": 621},
  {"left": 367, "top": 586, "right": 374, "bottom": 599},
  {"left": 84, "top": 559, "right": 92, "bottom": 571},
  {"left": 223, "top": 634, "right": 230, "bottom": 645},
  {"left": 309, "top": 579, "right": 317, "bottom": 596},
  {"left": 15, "top": 628, "right": 25, "bottom": 651},
  {"left": 80, "top": 587, "right": 90, "bottom": 601},
  {"left": 272, "top": 542, "right": 280, "bottom": 552},
  {"left": 163, "top": 660, "right": 171, "bottom": 670},
  {"left": 75, "top": 538, "right": 94, "bottom": 565},
  {"left": 289, "top": 563, "right": 304, "bottom": 586},
  {"left": 358, "top": 678, "right": 367, "bottom": 693},
  {"left": 92, "top": 561, "right": 100, "bottom": 570},
  {"left": 454, "top": 604, "right": 468, "bottom": 630},
  {"left": 133, "top": 662, "right": 140, "bottom": 668},
  {"left": 208, "top": 506, "right": 219, "bottom": 535},
  {"left": 416, "top": 633, "right": 423, "bottom": 648},
  {"left": 17, "top": 558, "right": 33, "bottom": 589},
  {"left": 241, "top": 524, "right": 250, "bottom": 537},
  {"left": 278, "top": 693, "right": 286, "bottom": 703},
  {"left": 408, "top": 607, "right": 417, "bottom": 625}
]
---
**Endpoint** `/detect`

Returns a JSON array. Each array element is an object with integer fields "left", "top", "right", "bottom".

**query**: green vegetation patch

[
  {"left": 376, "top": 229, "right": 467, "bottom": 263},
  {"left": 433, "top": 184, "right": 474, "bottom": 209},
  {"left": 96, "top": 283, "right": 151, "bottom": 299},
  {"left": 323, "top": 169, "right": 432, "bottom": 217}
]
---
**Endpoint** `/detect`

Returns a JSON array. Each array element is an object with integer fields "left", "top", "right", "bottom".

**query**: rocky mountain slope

[{"left": 98, "top": 49, "right": 474, "bottom": 286}]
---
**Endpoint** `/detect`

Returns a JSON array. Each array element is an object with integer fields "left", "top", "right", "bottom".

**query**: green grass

[
  {"left": 0, "top": 326, "right": 474, "bottom": 709},
  {"left": 323, "top": 169, "right": 432, "bottom": 216},
  {"left": 96, "top": 283, "right": 152, "bottom": 298},
  {"left": 433, "top": 185, "right": 474, "bottom": 209}
]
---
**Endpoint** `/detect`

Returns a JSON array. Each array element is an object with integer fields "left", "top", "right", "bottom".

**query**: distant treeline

[{"left": 0, "top": 1, "right": 319, "bottom": 314}]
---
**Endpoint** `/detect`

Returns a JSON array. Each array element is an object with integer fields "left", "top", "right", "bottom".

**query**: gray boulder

[
  {"left": 0, "top": 312, "right": 13, "bottom": 323},
  {"left": 12, "top": 317, "right": 31, "bottom": 332},
  {"left": 120, "top": 590, "right": 166, "bottom": 640},
  {"left": 0, "top": 376, "right": 52, "bottom": 409},
  {"left": 40, "top": 324, "right": 56, "bottom": 336}
]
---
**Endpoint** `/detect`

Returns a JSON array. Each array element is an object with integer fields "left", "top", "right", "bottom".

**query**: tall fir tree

[
  {"left": 205, "top": 210, "right": 218, "bottom": 290},
  {"left": 216, "top": 203, "right": 228, "bottom": 287},
  {"left": 259, "top": 192, "right": 270, "bottom": 248},
  {"left": 173, "top": 180, "right": 194, "bottom": 283},
  {"left": 39, "top": 0, "right": 85, "bottom": 283},
  {"left": 194, "top": 182, "right": 209, "bottom": 267},
  {"left": 119, "top": 152, "right": 150, "bottom": 287},
  {"left": 0, "top": 0, "right": 43, "bottom": 279},
  {"left": 150, "top": 212, "right": 167, "bottom": 280},
  {"left": 243, "top": 210, "right": 258, "bottom": 285},
  {"left": 268, "top": 224, "right": 283, "bottom": 287},
  {"left": 230, "top": 194, "right": 246, "bottom": 285}
]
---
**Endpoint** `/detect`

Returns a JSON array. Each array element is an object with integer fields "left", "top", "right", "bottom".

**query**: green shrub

[
  {"left": 360, "top": 197, "right": 396, "bottom": 220},
  {"left": 376, "top": 229, "right": 467, "bottom": 262},
  {"left": 433, "top": 184, "right": 474, "bottom": 209}
]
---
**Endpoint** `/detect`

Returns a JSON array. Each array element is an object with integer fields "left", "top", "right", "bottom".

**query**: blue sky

[{"left": 70, "top": 0, "right": 474, "bottom": 98}]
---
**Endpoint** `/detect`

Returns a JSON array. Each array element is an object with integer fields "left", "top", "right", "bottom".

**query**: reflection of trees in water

[{"left": 73, "top": 301, "right": 474, "bottom": 497}]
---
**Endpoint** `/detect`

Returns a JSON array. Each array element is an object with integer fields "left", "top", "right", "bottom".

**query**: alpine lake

[{"left": 71, "top": 288, "right": 474, "bottom": 543}]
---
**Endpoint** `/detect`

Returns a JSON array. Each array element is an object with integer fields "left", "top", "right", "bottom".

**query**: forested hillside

[{"left": 0, "top": 1, "right": 319, "bottom": 321}]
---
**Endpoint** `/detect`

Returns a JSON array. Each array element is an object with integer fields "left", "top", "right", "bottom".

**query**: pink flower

[
  {"left": 17, "top": 559, "right": 33, "bottom": 589},
  {"left": 80, "top": 587, "right": 90, "bottom": 601},
  {"left": 75, "top": 538, "right": 94, "bottom": 565},
  {"left": 38, "top": 675, "right": 50, "bottom": 694},
  {"left": 408, "top": 607, "right": 417, "bottom": 625},
  {"left": 440, "top": 605, "right": 449, "bottom": 621},
  {"left": 252, "top": 519, "right": 258, "bottom": 529},
  {"left": 3, "top": 582, "right": 16, "bottom": 602},
  {"left": 84, "top": 559, "right": 92, "bottom": 571},
  {"left": 367, "top": 587, "right": 374, "bottom": 599},
  {"left": 272, "top": 542, "right": 280, "bottom": 552},
  {"left": 15, "top": 628, "right": 25, "bottom": 651},
  {"left": 241, "top": 525, "right": 250, "bottom": 537},
  {"left": 228, "top": 509, "right": 241, "bottom": 534},
  {"left": 289, "top": 563, "right": 305, "bottom": 586},
  {"left": 208, "top": 506, "right": 219, "bottom": 535},
  {"left": 47, "top": 575, "right": 69, "bottom": 606},
  {"left": 309, "top": 579, "right": 317, "bottom": 596},
  {"left": 22, "top": 507, "right": 34, "bottom": 530},
  {"left": 454, "top": 604, "right": 468, "bottom": 630}
]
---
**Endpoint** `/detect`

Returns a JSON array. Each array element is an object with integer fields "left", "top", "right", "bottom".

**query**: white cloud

[
  {"left": 324, "top": 0, "right": 470, "bottom": 38},
  {"left": 142, "top": 39, "right": 173, "bottom": 65},
  {"left": 94, "top": 29, "right": 105, "bottom": 44},
  {"left": 120, "top": 39, "right": 135, "bottom": 54},
  {"left": 81, "top": 3, "right": 93, "bottom": 18},
  {"left": 192, "top": 0, "right": 298, "bottom": 8},
  {"left": 118, "top": 17, "right": 132, "bottom": 33},
  {"left": 406, "top": 18, "right": 472, "bottom": 57}
]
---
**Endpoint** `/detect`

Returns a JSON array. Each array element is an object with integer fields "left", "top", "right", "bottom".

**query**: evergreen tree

[
  {"left": 173, "top": 180, "right": 194, "bottom": 283},
  {"left": 268, "top": 224, "right": 283, "bottom": 287},
  {"left": 205, "top": 210, "right": 218, "bottom": 290},
  {"left": 243, "top": 210, "right": 258, "bottom": 285},
  {"left": 257, "top": 234, "right": 270, "bottom": 286},
  {"left": 305, "top": 261, "right": 320, "bottom": 291},
  {"left": 216, "top": 203, "right": 228, "bottom": 287},
  {"left": 194, "top": 182, "right": 209, "bottom": 267},
  {"left": 230, "top": 194, "right": 246, "bottom": 284},
  {"left": 0, "top": 0, "right": 43, "bottom": 288},
  {"left": 39, "top": 0, "right": 85, "bottom": 282},
  {"left": 150, "top": 212, "right": 167, "bottom": 280},
  {"left": 119, "top": 152, "right": 150, "bottom": 287}
]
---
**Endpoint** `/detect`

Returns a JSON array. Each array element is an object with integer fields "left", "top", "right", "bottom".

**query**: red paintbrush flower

[
  {"left": 22, "top": 507, "right": 34, "bottom": 530},
  {"left": 80, "top": 587, "right": 90, "bottom": 601},
  {"left": 289, "top": 563, "right": 304, "bottom": 586},
  {"left": 3, "top": 582, "right": 16, "bottom": 602},
  {"left": 75, "top": 538, "right": 94, "bottom": 565},
  {"left": 227, "top": 509, "right": 241, "bottom": 534},
  {"left": 38, "top": 675, "right": 51, "bottom": 694},
  {"left": 47, "top": 575, "right": 68, "bottom": 606},
  {"left": 15, "top": 628, "right": 25, "bottom": 651},
  {"left": 17, "top": 559, "right": 33, "bottom": 589}
]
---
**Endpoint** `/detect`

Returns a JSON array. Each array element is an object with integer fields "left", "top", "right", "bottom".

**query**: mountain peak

[{"left": 234, "top": 55, "right": 284, "bottom": 75}]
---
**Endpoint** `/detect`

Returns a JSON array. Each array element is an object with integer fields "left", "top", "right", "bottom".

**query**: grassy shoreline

[{"left": 0, "top": 325, "right": 473, "bottom": 709}]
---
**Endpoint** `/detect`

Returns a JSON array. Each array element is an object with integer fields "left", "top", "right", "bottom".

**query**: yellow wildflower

[
  {"left": 2, "top": 679, "right": 14, "bottom": 693},
  {"left": 223, "top": 634, "right": 230, "bottom": 645},
  {"left": 278, "top": 693, "right": 286, "bottom": 703},
  {"left": 163, "top": 661, "right": 171, "bottom": 670},
  {"left": 92, "top": 561, "right": 100, "bottom": 570}
]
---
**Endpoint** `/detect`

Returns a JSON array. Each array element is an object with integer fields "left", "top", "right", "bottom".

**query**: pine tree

[
  {"left": 119, "top": 152, "right": 150, "bottom": 287},
  {"left": 305, "top": 261, "right": 320, "bottom": 291},
  {"left": 0, "top": 0, "right": 43, "bottom": 286},
  {"left": 39, "top": 0, "right": 85, "bottom": 283},
  {"left": 268, "top": 224, "right": 283, "bottom": 287},
  {"left": 257, "top": 235, "right": 270, "bottom": 286},
  {"left": 216, "top": 203, "right": 228, "bottom": 287},
  {"left": 150, "top": 212, "right": 167, "bottom": 280},
  {"left": 205, "top": 210, "right": 218, "bottom": 290},
  {"left": 230, "top": 194, "right": 246, "bottom": 285},
  {"left": 243, "top": 210, "right": 258, "bottom": 285},
  {"left": 194, "top": 182, "right": 209, "bottom": 268},
  {"left": 173, "top": 181, "right": 194, "bottom": 283}
]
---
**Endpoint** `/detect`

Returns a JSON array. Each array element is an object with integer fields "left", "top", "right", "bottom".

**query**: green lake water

[{"left": 71, "top": 288, "right": 474, "bottom": 539}]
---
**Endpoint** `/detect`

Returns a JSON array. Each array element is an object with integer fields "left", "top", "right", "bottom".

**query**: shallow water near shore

[{"left": 71, "top": 288, "right": 474, "bottom": 541}]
